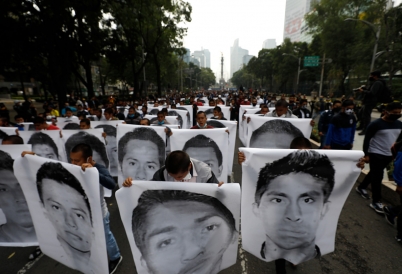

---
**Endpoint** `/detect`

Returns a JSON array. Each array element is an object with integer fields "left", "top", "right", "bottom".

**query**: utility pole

[{"left": 319, "top": 53, "right": 326, "bottom": 97}]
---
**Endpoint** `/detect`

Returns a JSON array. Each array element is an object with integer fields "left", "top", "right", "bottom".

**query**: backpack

[{"left": 377, "top": 80, "right": 393, "bottom": 103}]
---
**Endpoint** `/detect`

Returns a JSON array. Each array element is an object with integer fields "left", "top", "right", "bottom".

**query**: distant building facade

[
  {"left": 242, "top": 55, "right": 255, "bottom": 66},
  {"left": 230, "top": 39, "right": 249, "bottom": 78},
  {"left": 262, "top": 39, "right": 277, "bottom": 49}
]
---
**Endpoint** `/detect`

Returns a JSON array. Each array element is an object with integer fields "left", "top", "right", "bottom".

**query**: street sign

[{"left": 304, "top": 56, "right": 320, "bottom": 67}]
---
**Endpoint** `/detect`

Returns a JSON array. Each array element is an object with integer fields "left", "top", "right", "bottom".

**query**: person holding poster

[
  {"left": 0, "top": 150, "right": 36, "bottom": 243},
  {"left": 123, "top": 150, "right": 219, "bottom": 186},
  {"left": 33, "top": 116, "right": 59, "bottom": 130},
  {"left": 253, "top": 150, "right": 335, "bottom": 265},
  {"left": 190, "top": 111, "right": 214, "bottom": 129},
  {"left": 118, "top": 127, "right": 166, "bottom": 181},
  {"left": 131, "top": 189, "right": 237, "bottom": 274}
]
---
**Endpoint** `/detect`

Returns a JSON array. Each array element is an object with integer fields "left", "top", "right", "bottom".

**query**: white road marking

[{"left": 17, "top": 253, "right": 44, "bottom": 274}]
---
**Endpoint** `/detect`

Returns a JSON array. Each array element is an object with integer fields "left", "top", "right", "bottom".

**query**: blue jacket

[{"left": 325, "top": 112, "right": 356, "bottom": 146}]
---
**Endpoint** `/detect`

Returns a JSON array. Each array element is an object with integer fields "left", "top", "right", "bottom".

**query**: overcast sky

[
  {"left": 181, "top": 0, "right": 402, "bottom": 82},
  {"left": 181, "top": 0, "right": 286, "bottom": 82}
]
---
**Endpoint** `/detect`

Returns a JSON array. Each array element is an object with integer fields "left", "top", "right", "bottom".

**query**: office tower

[
  {"left": 262, "top": 39, "right": 277, "bottom": 49},
  {"left": 230, "top": 39, "right": 249, "bottom": 78}
]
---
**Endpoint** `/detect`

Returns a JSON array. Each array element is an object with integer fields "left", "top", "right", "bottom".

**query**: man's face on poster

[
  {"left": 254, "top": 172, "right": 328, "bottom": 250},
  {"left": 105, "top": 136, "right": 118, "bottom": 175},
  {"left": 121, "top": 140, "right": 160, "bottom": 180},
  {"left": 32, "top": 144, "right": 58, "bottom": 160},
  {"left": 0, "top": 169, "right": 32, "bottom": 228},
  {"left": 139, "top": 201, "right": 235, "bottom": 274},
  {"left": 41, "top": 179, "right": 92, "bottom": 253},
  {"left": 185, "top": 147, "right": 222, "bottom": 178}
]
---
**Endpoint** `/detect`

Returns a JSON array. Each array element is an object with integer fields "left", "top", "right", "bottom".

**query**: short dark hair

[
  {"left": 290, "top": 136, "right": 312, "bottom": 149},
  {"left": 197, "top": 111, "right": 206, "bottom": 118},
  {"left": 255, "top": 150, "right": 335, "bottom": 205},
  {"left": 275, "top": 99, "right": 289, "bottom": 108},
  {"left": 95, "top": 124, "right": 116, "bottom": 137},
  {"left": 63, "top": 123, "right": 80, "bottom": 130},
  {"left": 14, "top": 114, "right": 23, "bottom": 120},
  {"left": 165, "top": 150, "right": 190, "bottom": 174},
  {"left": 71, "top": 143, "right": 93, "bottom": 159},
  {"left": 65, "top": 131, "right": 108, "bottom": 166},
  {"left": 132, "top": 189, "right": 236, "bottom": 254},
  {"left": 213, "top": 106, "right": 222, "bottom": 113},
  {"left": 80, "top": 118, "right": 91, "bottom": 126},
  {"left": 118, "top": 127, "right": 165, "bottom": 166},
  {"left": 182, "top": 135, "right": 223, "bottom": 167},
  {"left": 2, "top": 135, "right": 24, "bottom": 144},
  {"left": 0, "top": 150, "right": 14, "bottom": 171},
  {"left": 28, "top": 132, "right": 59, "bottom": 157},
  {"left": 36, "top": 162, "right": 92, "bottom": 224},
  {"left": 342, "top": 100, "right": 354, "bottom": 107},
  {"left": 33, "top": 117, "right": 46, "bottom": 124},
  {"left": 157, "top": 111, "right": 165, "bottom": 116},
  {"left": 140, "top": 118, "right": 151, "bottom": 125},
  {"left": 65, "top": 108, "right": 72, "bottom": 113},
  {"left": 104, "top": 108, "right": 113, "bottom": 115},
  {"left": 300, "top": 99, "right": 307, "bottom": 104},
  {"left": 250, "top": 120, "right": 304, "bottom": 147},
  {"left": 386, "top": 102, "right": 402, "bottom": 111},
  {"left": 370, "top": 70, "right": 381, "bottom": 77},
  {"left": 333, "top": 100, "right": 342, "bottom": 105}
]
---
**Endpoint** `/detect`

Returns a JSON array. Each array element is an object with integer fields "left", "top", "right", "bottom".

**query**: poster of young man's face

[
  {"left": 169, "top": 109, "right": 190, "bottom": 129},
  {"left": 238, "top": 108, "right": 260, "bottom": 146},
  {"left": 19, "top": 130, "right": 67, "bottom": 162},
  {"left": 207, "top": 119, "right": 237, "bottom": 174},
  {"left": 170, "top": 128, "right": 229, "bottom": 183},
  {"left": 116, "top": 181, "right": 240, "bottom": 274},
  {"left": 116, "top": 124, "right": 167, "bottom": 187},
  {"left": 0, "top": 145, "right": 38, "bottom": 246},
  {"left": 14, "top": 155, "right": 108, "bottom": 274},
  {"left": 246, "top": 116, "right": 312, "bottom": 148},
  {"left": 239, "top": 148, "right": 363, "bottom": 265}
]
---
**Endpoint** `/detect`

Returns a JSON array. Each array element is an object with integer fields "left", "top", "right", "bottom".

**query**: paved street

[{"left": 1, "top": 126, "right": 401, "bottom": 274}]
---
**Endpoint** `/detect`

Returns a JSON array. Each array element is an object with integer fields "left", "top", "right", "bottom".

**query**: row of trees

[
  {"left": 0, "top": 0, "right": 195, "bottom": 107},
  {"left": 232, "top": 0, "right": 402, "bottom": 97}
]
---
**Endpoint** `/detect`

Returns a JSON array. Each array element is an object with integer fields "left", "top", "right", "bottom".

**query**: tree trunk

[
  {"left": 154, "top": 55, "right": 162, "bottom": 97},
  {"left": 83, "top": 61, "right": 94, "bottom": 99}
]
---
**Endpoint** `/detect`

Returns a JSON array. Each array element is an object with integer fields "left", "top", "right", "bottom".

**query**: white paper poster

[
  {"left": 239, "top": 148, "right": 363, "bottom": 265},
  {"left": 170, "top": 129, "right": 229, "bottom": 183},
  {"left": 116, "top": 181, "right": 240, "bottom": 274},
  {"left": 0, "top": 144, "right": 37, "bottom": 247},
  {"left": 177, "top": 105, "right": 194, "bottom": 126},
  {"left": 19, "top": 130, "right": 67, "bottom": 162},
  {"left": 238, "top": 108, "right": 261, "bottom": 146},
  {"left": 14, "top": 155, "right": 108, "bottom": 274},
  {"left": 197, "top": 106, "right": 230, "bottom": 121},
  {"left": 116, "top": 124, "right": 167, "bottom": 187},
  {"left": 207, "top": 119, "right": 237, "bottom": 174},
  {"left": 246, "top": 116, "right": 312, "bottom": 148},
  {"left": 168, "top": 109, "right": 190, "bottom": 129},
  {"left": 0, "top": 127, "right": 19, "bottom": 141}
]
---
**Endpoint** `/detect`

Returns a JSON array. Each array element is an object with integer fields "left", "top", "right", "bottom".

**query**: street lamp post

[
  {"left": 282, "top": 53, "right": 301, "bottom": 92},
  {"left": 345, "top": 18, "right": 381, "bottom": 72}
]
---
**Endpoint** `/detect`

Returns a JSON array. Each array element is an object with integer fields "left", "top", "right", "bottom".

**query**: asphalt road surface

[{"left": 1, "top": 113, "right": 401, "bottom": 274}]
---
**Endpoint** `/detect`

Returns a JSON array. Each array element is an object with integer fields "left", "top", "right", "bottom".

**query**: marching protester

[{"left": 191, "top": 111, "right": 214, "bottom": 129}]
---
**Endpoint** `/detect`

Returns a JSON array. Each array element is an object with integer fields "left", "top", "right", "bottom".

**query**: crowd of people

[{"left": 1, "top": 70, "right": 401, "bottom": 274}]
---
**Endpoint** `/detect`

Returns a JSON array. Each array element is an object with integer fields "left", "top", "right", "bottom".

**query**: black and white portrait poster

[
  {"left": 170, "top": 129, "right": 229, "bottom": 183},
  {"left": 169, "top": 109, "right": 190, "bottom": 129},
  {"left": 116, "top": 124, "right": 167, "bottom": 187},
  {"left": 238, "top": 108, "right": 261, "bottom": 146},
  {"left": 115, "top": 181, "right": 240, "bottom": 274},
  {"left": 238, "top": 105, "right": 256, "bottom": 124},
  {"left": 239, "top": 148, "right": 363, "bottom": 265},
  {"left": 91, "top": 121, "right": 124, "bottom": 177},
  {"left": 207, "top": 119, "right": 237, "bottom": 174},
  {"left": 19, "top": 130, "right": 67, "bottom": 162},
  {"left": 245, "top": 116, "right": 312, "bottom": 148},
  {"left": 0, "top": 144, "right": 38, "bottom": 247},
  {"left": 197, "top": 106, "right": 230, "bottom": 121},
  {"left": 14, "top": 155, "right": 108, "bottom": 274},
  {"left": 176, "top": 105, "right": 194, "bottom": 126}
]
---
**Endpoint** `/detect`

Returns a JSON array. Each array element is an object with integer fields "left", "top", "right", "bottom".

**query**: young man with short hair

[
  {"left": 33, "top": 117, "right": 59, "bottom": 131},
  {"left": 356, "top": 102, "right": 402, "bottom": 213},
  {"left": 190, "top": 111, "right": 214, "bottom": 129},
  {"left": 323, "top": 100, "right": 356, "bottom": 150},
  {"left": 211, "top": 106, "right": 227, "bottom": 120}
]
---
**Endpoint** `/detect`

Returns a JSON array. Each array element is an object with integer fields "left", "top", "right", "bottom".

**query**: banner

[
  {"left": 14, "top": 155, "right": 108, "bottom": 274},
  {"left": 245, "top": 116, "right": 312, "bottom": 148},
  {"left": 239, "top": 148, "right": 363, "bottom": 265},
  {"left": 170, "top": 129, "right": 229, "bottom": 183},
  {"left": 238, "top": 108, "right": 260, "bottom": 146},
  {"left": 177, "top": 105, "right": 194, "bottom": 126},
  {"left": 0, "top": 144, "right": 38, "bottom": 247},
  {"left": 207, "top": 119, "right": 237, "bottom": 174},
  {"left": 116, "top": 181, "right": 240, "bottom": 274},
  {"left": 19, "top": 130, "right": 68, "bottom": 162},
  {"left": 168, "top": 109, "right": 190, "bottom": 129},
  {"left": 116, "top": 124, "right": 167, "bottom": 187}
]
